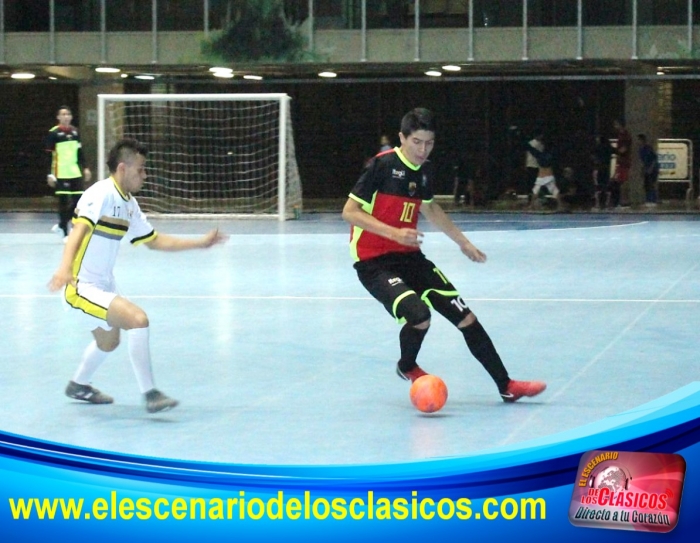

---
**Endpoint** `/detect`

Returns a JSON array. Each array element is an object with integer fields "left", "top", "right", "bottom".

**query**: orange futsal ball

[{"left": 409, "top": 375, "right": 448, "bottom": 413}]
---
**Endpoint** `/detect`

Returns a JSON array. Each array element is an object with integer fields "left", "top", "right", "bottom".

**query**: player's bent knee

[
  {"left": 107, "top": 297, "right": 149, "bottom": 330},
  {"left": 397, "top": 295, "right": 431, "bottom": 327},
  {"left": 118, "top": 311, "right": 149, "bottom": 330},
  {"left": 129, "top": 312, "right": 149, "bottom": 329}
]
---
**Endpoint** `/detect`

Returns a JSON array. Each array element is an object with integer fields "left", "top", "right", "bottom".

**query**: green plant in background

[{"left": 202, "top": 0, "right": 315, "bottom": 63}]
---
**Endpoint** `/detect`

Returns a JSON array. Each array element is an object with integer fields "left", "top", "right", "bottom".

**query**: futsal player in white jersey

[{"left": 48, "top": 138, "right": 228, "bottom": 413}]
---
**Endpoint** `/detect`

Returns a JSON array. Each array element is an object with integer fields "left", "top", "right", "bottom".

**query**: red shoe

[
  {"left": 501, "top": 380, "right": 547, "bottom": 403},
  {"left": 396, "top": 364, "right": 428, "bottom": 383}
]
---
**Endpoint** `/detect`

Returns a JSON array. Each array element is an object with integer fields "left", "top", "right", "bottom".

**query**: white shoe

[{"left": 51, "top": 224, "right": 60, "bottom": 233}]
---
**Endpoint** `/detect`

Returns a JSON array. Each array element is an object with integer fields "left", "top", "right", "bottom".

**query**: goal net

[{"left": 97, "top": 93, "right": 302, "bottom": 220}]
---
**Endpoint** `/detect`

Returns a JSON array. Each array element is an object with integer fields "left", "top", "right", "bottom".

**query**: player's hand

[
  {"left": 201, "top": 228, "right": 229, "bottom": 248},
  {"left": 47, "top": 174, "right": 57, "bottom": 188},
  {"left": 393, "top": 228, "right": 423, "bottom": 247},
  {"left": 83, "top": 168, "right": 92, "bottom": 183},
  {"left": 47, "top": 269, "right": 75, "bottom": 292},
  {"left": 460, "top": 241, "right": 487, "bottom": 263}
]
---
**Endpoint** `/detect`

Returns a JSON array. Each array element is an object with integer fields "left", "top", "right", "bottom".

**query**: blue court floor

[{"left": 0, "top": 212, "right": 698, "bottom": 466}]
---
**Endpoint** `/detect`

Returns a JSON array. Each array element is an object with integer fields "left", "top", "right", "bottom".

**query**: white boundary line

[
  {"left": 4, "top": 294, "right": 700, "bottom": 303},
  {"left": 451, "top": 220, "right": 649, "bottom": 232}
]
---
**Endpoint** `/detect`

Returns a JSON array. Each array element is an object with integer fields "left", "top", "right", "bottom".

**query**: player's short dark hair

[
  {"left": 400, "top": 108, "right": 436, "bottom": 137},
  {"left": 56, "top": 105, "right": 72, "bottom": 115},
  {"left": 107, "top": 138, "right": 148, "bottom": 173}
]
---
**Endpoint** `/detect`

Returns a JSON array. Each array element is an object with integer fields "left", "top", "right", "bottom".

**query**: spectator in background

[
  {"left": 525, "top": 130, "right": 544, "bottom": 200},
  {"left": 637, "top": 134, "right": 659, "bottom": 207},
  {"left": 452, "top": 156, "right": 473, "bottom": 207},
  {"left": 365, "top": 134, "right": 394, "bottom": 169},
  {"left": 471, "top": 164, "right": 488, "bottom": 207},
  {"left": 610, "top": 119, "right": 632, "bottom": 208},
  {"left": 453, "top": 159, "right": 487, "bottom": 208},
  {"left": 379, "top": 134, "right": 393, "bottom": 153},
  {"left": 592, "top": 135, "right": 614, "bottom": 210},
  {"left": 524, "top": 137, "right": 561, "bottom": 211}
]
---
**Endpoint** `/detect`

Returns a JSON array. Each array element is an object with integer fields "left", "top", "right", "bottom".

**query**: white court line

[
  {"left": 3, "top": 294, "right": 700, "bottom": 303},
  {"left": 498, "top": 260, "right": 700, "bottom": 447},
  {"left": 451, "top": 220, "right": 648, "bottom": 232}
]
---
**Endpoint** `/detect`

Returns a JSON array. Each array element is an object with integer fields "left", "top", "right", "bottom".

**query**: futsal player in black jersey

[{"left": 342, "top": 108, "right": 546, "bottom": 403}]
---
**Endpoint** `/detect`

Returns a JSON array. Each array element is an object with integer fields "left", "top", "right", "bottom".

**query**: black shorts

[
  {"left": 354, "top": 251, "right": 461, "bottom": 322},
  {"left": 55, "top": 177, "right": 84, "bottom": 196}
]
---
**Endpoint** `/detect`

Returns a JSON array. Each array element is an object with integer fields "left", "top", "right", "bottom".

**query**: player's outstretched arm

[
  {"left": 145, "top": 228, "right": 229, "bottom": 252},
  {"left": 47, "top": 222, "right": 90, "bottom": 292},
  {"left": 420, "top": 200, "right": 486, "bottom": 263}
]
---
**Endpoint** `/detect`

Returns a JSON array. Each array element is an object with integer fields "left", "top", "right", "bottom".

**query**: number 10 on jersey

[{"left": 400, "top": 202, "right": 416, "bottom": 223}]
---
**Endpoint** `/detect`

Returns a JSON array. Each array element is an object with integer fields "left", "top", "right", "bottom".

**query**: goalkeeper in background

[
  {"left": 45, "top": 105, "right": 92, "bottom": 240},
  {"left": 48, "top": 138, "right": 228, "bottom": 413}
]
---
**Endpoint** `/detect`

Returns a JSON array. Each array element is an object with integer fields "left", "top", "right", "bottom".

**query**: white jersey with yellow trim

[{"left": 72, "top": 177, "right": 157, "bottom": 287}]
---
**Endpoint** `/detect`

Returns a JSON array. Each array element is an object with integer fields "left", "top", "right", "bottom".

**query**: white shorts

[
  {"left": 63, "top": 280, "right": 119, "bottom": 331},
  {"left": 532, "top": 175, "right": 559, "bottom": 197}
]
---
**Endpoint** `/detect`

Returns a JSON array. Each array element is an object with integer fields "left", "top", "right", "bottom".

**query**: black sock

[
  {"left": 461, "top": 319, "right": 510, "bottom": 392},
  {"left": 58, "top": 195, "right": 71, "bottom": 236},
  {"left": 397, "top": 324, "right": 429, "bottom": 372}
]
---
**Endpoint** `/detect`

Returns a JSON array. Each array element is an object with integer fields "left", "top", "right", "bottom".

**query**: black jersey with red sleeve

[{"left": 347, "top": 147, "right": 435, "bottom": 262}]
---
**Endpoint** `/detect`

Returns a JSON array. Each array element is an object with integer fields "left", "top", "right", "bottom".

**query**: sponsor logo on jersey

[
  {"left": 392, "top": 169, "right": 406, "bottom": 179},
  {"left": 388, "top": 277, "right": 403, "bottom": 286}
]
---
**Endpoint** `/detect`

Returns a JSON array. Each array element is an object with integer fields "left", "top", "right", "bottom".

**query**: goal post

[{"left": 97, "top": 93, "right": 302, "bottom": 220}]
